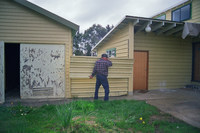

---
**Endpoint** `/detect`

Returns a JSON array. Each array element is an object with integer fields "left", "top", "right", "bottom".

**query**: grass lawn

[{"left": 0, "top": 100, "right": 199, "bottom": 133}]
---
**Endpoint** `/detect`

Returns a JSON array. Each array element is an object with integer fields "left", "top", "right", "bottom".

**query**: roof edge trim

[
  {"left": 92, "top": 16, "right": 127, "bottom": 51},
  {"left": 92, "top": 15, "right": 186, "bottom": 51}
]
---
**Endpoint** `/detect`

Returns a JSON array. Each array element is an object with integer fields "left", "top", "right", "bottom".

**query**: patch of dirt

[
  {"left": 72, "top": 116, "right": 81, "bottom": 121},
  {"left": 149, "top": 112, "right": 181, "bottom": 124},
  {"left": 72, "top": 116, "right": 97, "bottom": 126},
  {"left": 149, "top": 112, "right": 182, "bottom": 133},
  {"left": 85, "top": 120, "right": 96, "bottom": 126}
]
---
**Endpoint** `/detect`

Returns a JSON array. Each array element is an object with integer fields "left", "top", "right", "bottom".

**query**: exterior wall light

[{"left": 145, "top": 24, "right": 151, "bottom": 32}]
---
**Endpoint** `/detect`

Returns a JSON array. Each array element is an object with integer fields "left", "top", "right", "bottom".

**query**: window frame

[
  {"left": 192, "top": 43, "right": 200, "bottom": 82},
  {"left": 106, "top": 48, "right": 116, "bottom": 58},
  {"left": 156, "top": 14, "right": 166, "bottom": 20},
  {"left": 171, "top": 3, "right": 191, "bottom": 22}
]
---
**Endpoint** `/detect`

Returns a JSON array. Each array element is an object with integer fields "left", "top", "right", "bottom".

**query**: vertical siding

[
  {"left": 65, "top": 32, "right": 72, "bottom": 98},
  {"left": 70, "top": 56, "right": 133, "bottom": 98},
  {"left": 97, "top": 24, "right": 129, "bottom": 58},
  {"left": 135, "top": 32, "right": 192, "bottom": 90},
  {"left": 0, "top": 0, "right": 73, "bottom": 98}
]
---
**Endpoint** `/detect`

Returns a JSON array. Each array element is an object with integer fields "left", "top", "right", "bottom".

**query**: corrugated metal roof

[
  {"left": 92, "top": 15, "right": 185, "bottom": 51},
  {"left": 14, "top": 0, "right": 79, "bottom": 32}
]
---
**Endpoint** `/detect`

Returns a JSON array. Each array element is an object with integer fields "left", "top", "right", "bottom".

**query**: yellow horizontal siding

[
  {"left": 135, "top": 32, "right": 192, "bottom": 90},
  {"left": 71, "top": 91, "right": 127, "bottom": 98},
  {"left": 153, "top": 0, "right": 200, "bottom": 23},
  {"left": 166, "top": 11, "right": 171, "bottom": 21},
  {"left": 0, "top": 29, "right": 68, "bottom": 36},
  {"left": 0, "top": 0, "right": 70, "bottom": 44},
  {"left": 0, "top": 0, "right": 73, "bottom": 98},
  {"left": 191, "top": 82, "right": 200, "bottom": 86},
  {"left": 70, "top": 56, "right": 133, "bottom": 98},
  {"left": 97, "top": 25, "right": 129, "bottom": 58},
  {"left": 0, "top": 21, "right": 68, "bottom": 31},
  {"left": 187, "top": 0, "right": 200, "bottom": 23},
  {"left": 70, "top": 57, "right": 133, "bottom": 78}
]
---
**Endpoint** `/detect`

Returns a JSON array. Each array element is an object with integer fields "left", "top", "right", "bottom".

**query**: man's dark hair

[{"left": 101, "top": 54, "right": 108, "bottom": 58}]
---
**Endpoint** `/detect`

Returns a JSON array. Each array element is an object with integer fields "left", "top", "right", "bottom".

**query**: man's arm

[
  {"left": 90, "top": 62, "right": 97, "bottom": 79},
  {"left": 107, "top": 59, "right": 112, "bottom": 67}
]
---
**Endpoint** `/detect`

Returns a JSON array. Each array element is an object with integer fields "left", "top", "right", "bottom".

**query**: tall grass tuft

[{"left": 56, "top": 103, "right": 73, "bottom": 130}]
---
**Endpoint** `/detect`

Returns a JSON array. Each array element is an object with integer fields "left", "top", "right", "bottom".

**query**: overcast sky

[{"left": 28, "top": 0, "right": 186, "bottom": 32}]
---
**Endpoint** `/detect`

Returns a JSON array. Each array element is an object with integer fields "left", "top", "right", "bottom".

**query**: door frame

[
  {"left": 0, "top": 41, "right": 5, "bottom": 103},
  {"left": 133, "top": 50, "right": 149, "bottom": 90},
  {"left": 192, "top": 42, "right": 200, "bottom": 82}
]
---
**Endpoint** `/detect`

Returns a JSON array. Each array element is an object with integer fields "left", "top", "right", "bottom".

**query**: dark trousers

[{"left": 94, "top": 74, "right": 109, "bottom": 101}]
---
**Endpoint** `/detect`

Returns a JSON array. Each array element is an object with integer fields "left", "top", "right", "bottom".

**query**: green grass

[{"left": 0, "top": 100, "right": 199, "bottom": 133}]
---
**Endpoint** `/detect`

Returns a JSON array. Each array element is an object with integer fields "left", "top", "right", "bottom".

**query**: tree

[
  {"left": 73, "top": 31, "right": 84, "bottom": 56},
  {"left": 106, "top": 25, "right": 113, "bottom": 32},
  {"left": 73, "top": 24, "right": 114, "bottom": 56}
]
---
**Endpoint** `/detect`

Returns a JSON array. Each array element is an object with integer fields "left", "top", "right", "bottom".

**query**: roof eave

[
  {"left": 92, "top": 15, "right": 187, "bottom": 51},
  {"left": 92, "top": 16, "right": 127, "bottom": 51}
]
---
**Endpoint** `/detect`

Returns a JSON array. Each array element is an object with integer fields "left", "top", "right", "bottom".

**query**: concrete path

[
  {"left": 2, "top": 88, "right": 200, "bottom": 128},
  {"left": 126, "top": 88, "right": 200, "bottom": 128}
]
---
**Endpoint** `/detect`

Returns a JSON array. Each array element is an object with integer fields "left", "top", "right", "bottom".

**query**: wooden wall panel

[
  {"left": 97, "top": 25, "right": 129, "bottom": 58},
  {"left": 153, "top": 0, "right": 200, "bottom": 23},
  {"left": 135, "top": 32, "right": 192, "bottom": 90},
  {"left": 70, "top": 56, "right": 133, "bottom": 98},
  {"left": 0, "top": 0, "right": 71, "bottom": 44},
  {"left": 187, "top": 0, "right": 200, "bottom": 23},
  {"left": 165, "top": 11, "right": 171, "bottom": 21},
  {"left": 0, "top": 0, "right": 73, "bottom": 98}
]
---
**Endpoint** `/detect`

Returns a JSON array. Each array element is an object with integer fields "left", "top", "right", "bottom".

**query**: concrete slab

[{"left": 129, "top": 88, "right": 200, "bottom": 128}]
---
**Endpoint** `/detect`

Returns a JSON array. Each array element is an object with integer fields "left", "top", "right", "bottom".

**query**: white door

[
  {"left": 0, "top": 41, "right": 5, "bottom": 103},
  {"left": 20, "top": 44, "right": 65, "bottom": 99}
]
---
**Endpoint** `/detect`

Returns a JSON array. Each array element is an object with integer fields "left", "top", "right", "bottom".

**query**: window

[
  {"left": 181, "top": 4, "right": 191, "bottom": 20},
  {"left": 172, "top": 9, "right": 181, "bottom": 21},
  {"left": 172, "top": 4, "right": 191, "bottom": 22},
  {"left": 106, "top": 48, "right": 116, "bottom": 57},
  {"left": 156, "top": 14, "right": 166, "bottom": 20},
  {"left": 91, "top": 51, "right": 97, "bottom": 56}
]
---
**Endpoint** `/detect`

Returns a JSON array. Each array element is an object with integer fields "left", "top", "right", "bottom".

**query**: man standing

[{"left": 89, "top": 54, "right": 112, "bottom": 101}]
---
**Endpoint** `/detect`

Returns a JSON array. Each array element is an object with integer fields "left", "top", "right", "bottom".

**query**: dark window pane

[
  {"left": 111, "top": 49, "right": 116, "bottom": 57},
  {"left": 181, "top": 4, "right": 190, "bottom": 21},
  {"left": 172, "top": 9, "right": 180, "bottom": 21},
  {"left": 106, "top": 51, "right": 109, "bottom": 55},
  {"left": 109, "top": 50, "right": 111, "bottom": 57}
]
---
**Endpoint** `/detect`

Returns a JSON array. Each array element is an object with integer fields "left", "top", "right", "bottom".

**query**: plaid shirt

[{"left": 92, "top": 59, "right": 112, "bottom": 77}]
